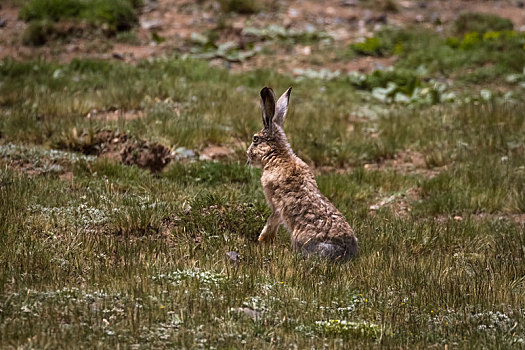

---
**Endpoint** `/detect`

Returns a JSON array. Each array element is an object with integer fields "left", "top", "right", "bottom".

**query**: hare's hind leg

[{"left": 258, "top": 211, "right": 282, "bottom": 242}]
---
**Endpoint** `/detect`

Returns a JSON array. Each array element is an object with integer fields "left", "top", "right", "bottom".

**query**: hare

[{"left": 247, "top": 87, "right": 358, "bottom": 262}]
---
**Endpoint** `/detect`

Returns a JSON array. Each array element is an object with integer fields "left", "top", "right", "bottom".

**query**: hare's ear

[
  {"left": 274, "top": 87, "right": 292, "bottom": 127},
  {"left": 260, "top": 87, "right": 276, "bottom": 131}
]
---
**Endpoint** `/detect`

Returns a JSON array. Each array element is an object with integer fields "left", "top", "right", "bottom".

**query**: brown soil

[
  {"left": 2, "top": 0, "right": 523, "bottom": 73},
  {"left": 364, "top": 149, "right": 444, "bottom": 178},
  {"left": 73, "top": 129, "right": 172, "bottom": 172},
  {"left": 199, "top": 144, "right": 235, "bottom": 160}
]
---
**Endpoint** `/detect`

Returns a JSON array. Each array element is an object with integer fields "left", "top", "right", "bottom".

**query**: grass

[
  {"left": 0, "top": 37, "right": 524, "bottom": 347},
  {"left": 454, "top": 12, "right": 514, "bottom": 35},
  {"left": 350, "top": 17, "right": 525, "bottom": 85}
]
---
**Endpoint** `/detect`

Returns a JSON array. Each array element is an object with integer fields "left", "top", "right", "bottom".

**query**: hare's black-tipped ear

[
  {"left": 274, "top": 87, "right": 292, "bottom": 127},
  {"left": 260, "top": 87, "right": 276, "bottom": 131}
]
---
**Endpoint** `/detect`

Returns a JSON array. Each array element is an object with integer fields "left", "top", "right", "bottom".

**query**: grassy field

[{"left": 1, "top": 7, "right": 525, "bottom": 348}]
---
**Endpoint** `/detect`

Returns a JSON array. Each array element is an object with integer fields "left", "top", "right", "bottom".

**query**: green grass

[
  {"left": 350, "top": 21, "right": 525, "bottom": 85},
  {"left": 454, "top": 12, "right": 514, "bottom": 35},
  {"left": 0, "top": 52, "right": 524, "bottom": 347}
]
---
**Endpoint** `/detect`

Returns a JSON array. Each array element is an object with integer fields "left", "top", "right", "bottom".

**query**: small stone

[
  {"left": 430, "top": 12, "right": 441, "bottom": 25},
  {"left": 226, "top": 251, "right": 240, "bottom": 263},
  {"left": 174, "top": 147, "right": 196, "bottom": 159},
  {"left": 288, "top": 8, "right": 299, "bottom": 18},
  {"left": 454, "top": 215, "right": 463, "bottom": 221},
  {"left": 364, "top": 163, "right": 379, "bottom": 170},
  {"left": 340, "top": 0, "right": 359, "bottom": 6},
  {"left": 299, "top": 46, "right": 311, "bottom": 55},
  {"left": 233, "top": 307, "right": 262, "bottom": 321},
  {"left": 375, "top": 14, "right": 388, "bottom": 24},
  {"left": 199, "top": 145, "right": 233, "bottom": 160},
  {"left": 0, "top": 18, "right": 6, "bottom": 28},
  {"left": 140, "top": 19, "right": 162, "bottom": 30},
  {"left": 112, "top": 52, "right": 125, "bottom": 60}
]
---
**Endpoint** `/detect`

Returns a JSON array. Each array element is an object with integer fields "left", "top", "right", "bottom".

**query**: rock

[
  {"left": 340, "top": 0, "right": 359, "bottom": 7},
  {"left": 430, "top": 12, "right": 441, "bottom": 25},
  {"left": 174, "top": 147, "right": 196, "bottom": 160},
  {"left": 199, "top": 145, "right": 234, "bottom": 161},
  {"left": 225, "top": 251, "right": 240, "bottom": 263},
  {"left": 232, "top": 307, "right": 262, "bottom": 321},
  {"left": 140, "top": 19, "right": 162, "bottom": 30},
  {"left": 112, "top": 52, "right": 125, "bottom": 60},
  {"left": 288, "top": 8, "right": 299, "bottom": 18},
  {"left": 0, "top": 18, "right": 6, "bottom": 28}
]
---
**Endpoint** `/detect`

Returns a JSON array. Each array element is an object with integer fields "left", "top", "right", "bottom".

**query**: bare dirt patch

[
  {"left": 64, "top": 129, "right": 172, "bottom": 172},
  {"left": 199, "top": 144, "right": 235, "bottom": 161},
  {"left": 0, "top": 143, "right": 95, "bottom": 178},
  {"left": 364, "top": 149, "right": 444, "bottom": 178}
]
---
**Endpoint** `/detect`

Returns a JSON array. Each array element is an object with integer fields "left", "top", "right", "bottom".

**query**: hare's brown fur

[{"left": 247, "top": 87, "right": 358, "bottom": 261}]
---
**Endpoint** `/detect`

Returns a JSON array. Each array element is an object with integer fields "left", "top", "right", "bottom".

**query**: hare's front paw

[{"left": 257, "top": 226, "right": 276, "bottom": 242}]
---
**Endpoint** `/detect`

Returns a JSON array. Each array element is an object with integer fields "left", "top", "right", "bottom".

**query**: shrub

[
  {"left": 218, "top": 0, "right": 259, "bottom": 14},
  {"left": 351, "top": 37, "right": 389, "bottom": 57},
  {"left": 22, "top": 20, "right": 56, "bottom": 46},
  {"left": 19, "top": 0, "right": 139, "bottom": 32},
  {"left": 19, "top": 0, "right": 84, "bottom": 22},
  {"left": 82, "top": 0, "right": 137, "bottom": 31},
  {"left": 454, "top": 12, "right": 513, "bottom": 35}
]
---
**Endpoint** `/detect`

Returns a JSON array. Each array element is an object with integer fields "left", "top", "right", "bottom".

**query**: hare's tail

[{"left": 301, "top": 240, "right": 358, "bottom": 262}]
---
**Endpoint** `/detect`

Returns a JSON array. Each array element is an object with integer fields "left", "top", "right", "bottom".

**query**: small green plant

[
  {"left": 19, "top": 0, "right": 139, "bottom": 32},
  {"left": 218, "top": 0, "right": 259, "bottom": 14},
  {"left": 350, "top": 36, "right": 392, "bottom": 57},
  {"left": 83, "top": 0, "right": 138, "bottom": 31},
  {"left": 361, "top": 0, "right": 399, "bottom": 12},
  {"left": 19, "top": 0, "right": 84, "bottom": 22},
  {"left": 115, "top": 30, "right": 140, "bottom": 45},
  {"left": 316, "top": 319, "right": 381, "bottom": 338},
  {"left": 22, "top": 20, "right": 56, "bottom": 46},
  {"left": 454, "top": 12, "right": 513, "bottom": 35}
]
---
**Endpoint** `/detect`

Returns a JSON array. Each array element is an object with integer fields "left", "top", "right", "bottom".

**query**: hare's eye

[{"left": 253, "top": 135, "right": 259, "bottom": 143}]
